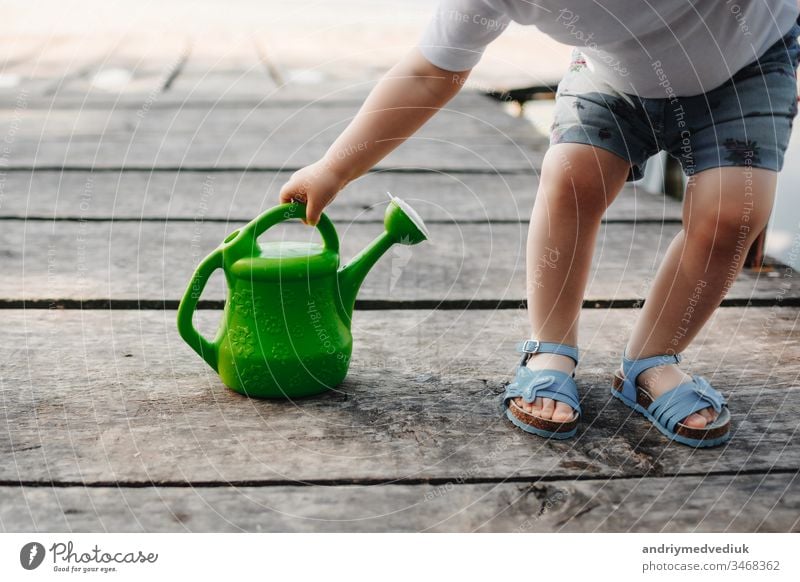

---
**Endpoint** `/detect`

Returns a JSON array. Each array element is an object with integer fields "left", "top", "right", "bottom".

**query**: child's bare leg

[
  {"left": 517, "top": 143, "right": 630, "bottom": 421},
  {"left": 625, "top": 167, "right": 777, "bottom": 427}
]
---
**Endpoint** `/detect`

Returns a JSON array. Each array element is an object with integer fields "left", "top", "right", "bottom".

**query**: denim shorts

[{"left": 550, "top": 20, "right": 800, "bottom": 181}]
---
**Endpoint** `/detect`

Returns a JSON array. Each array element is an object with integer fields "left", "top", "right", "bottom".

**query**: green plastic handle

[
  {"left": 177, "top": 247, "right": 223, "bottom": 371},
  {"left": 232, "top": 202, "right": 339, "bottom": 259}
]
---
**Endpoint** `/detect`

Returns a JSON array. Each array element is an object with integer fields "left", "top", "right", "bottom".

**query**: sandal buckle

[{"left": 521, "top": 339, "right": 540, "bottom": 354}]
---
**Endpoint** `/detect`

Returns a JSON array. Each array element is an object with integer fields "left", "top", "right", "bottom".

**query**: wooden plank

[
  {"left": 1, "top": 307, "right": 798, "bottom": 484},
  {"left": 0, "top": 221, "right": 793, "bottom": 302},
  {"left": 252, "top": 8, "right": 439, "bottom": 91},
  {"left": 0, "top": 101, "right": 538, "bottom": 141},
  {"left": 0, "top": 36, "right": 121, "bottom": 98},
  {"left": 0, "top": 95, "right": 542, "bottom": 171},
  {"left": 2, "top": 137, "right": 540, "bottom": 172},
  {"left": 0, "top": 95, "right": 540, "bottom": 174},
  {"left": 166, "top": 34, "right": 274, "bottom": 99},
  {"left": 1, "top": 473, "right": 797, "bottom": 532},
  {"left": 3, "top": 92, "right": 538, "bottom": 176},
  {"left": 57, "top": 35, "right": 187, "bottom": 98},
  {"left": 29, "top": 90, "right": 501, "bottom": 110},
  {"left": 0, "top": 170, "right": 680, "bottom": 222}
]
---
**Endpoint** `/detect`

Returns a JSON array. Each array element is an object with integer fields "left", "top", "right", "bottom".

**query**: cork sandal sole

[
  {"left": 506, "top": 399, "right": 579, "bottom": 439},
  {"left": 611, "top": 371, "right": 731, "bottom": 448}
]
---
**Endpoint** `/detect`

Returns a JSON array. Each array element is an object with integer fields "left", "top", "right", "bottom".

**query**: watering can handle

[
  {"left": 177, "top": 248, "right": 222, "bottom": 371},
  {"left": 243, "top": 202, "right": 339, "bottom": 253}
]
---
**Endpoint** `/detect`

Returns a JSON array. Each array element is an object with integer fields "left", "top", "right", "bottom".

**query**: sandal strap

[
  {"left": 619, "top": 351, "right": 681, "bottom": 402},
  {"left": 503, "top": 367, "right": 581, "bottom": 414},
  {"left": 516, "top": 340, "right": 579, "bottom": 366},
  {"left": 647, "top": 375, "right": 726, "bottom": 433}
]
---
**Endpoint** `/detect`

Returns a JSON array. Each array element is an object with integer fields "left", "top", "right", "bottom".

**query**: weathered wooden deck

[{"left": 1, "top": 35, "right": 799, "bottom": 532}]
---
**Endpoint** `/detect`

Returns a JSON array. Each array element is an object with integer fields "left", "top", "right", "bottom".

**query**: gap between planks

[
  {"left": 0, "top": 216, "right": 682, "bottom": 225},
  {"left": 4, "top": 467, "right": 798, "bottom": 489},
  {"left": 2, "top": 298, "right": 798, "bottom": 310},
  {"left": 0, "top": 166, "right": 538, "bottom": 175}
]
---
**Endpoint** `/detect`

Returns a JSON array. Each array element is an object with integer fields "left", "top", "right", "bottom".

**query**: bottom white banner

[{"left": 1, "top": 533, "right": 797, "bottom": 581}]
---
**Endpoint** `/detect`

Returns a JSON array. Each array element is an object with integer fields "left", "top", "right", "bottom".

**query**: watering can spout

[{"left": 337, "top": 194, "right": 429, "bottom": 319}]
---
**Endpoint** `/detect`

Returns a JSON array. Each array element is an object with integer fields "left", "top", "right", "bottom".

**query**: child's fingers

[
  {"left": 304, "top": 196, "right": 323, "bottom": 226},
  {"left": 278, "top": 182, "right": 305, "bottom": 205},
  {"left": 277, "top": 180, "right": 320, "bottom": 225}
]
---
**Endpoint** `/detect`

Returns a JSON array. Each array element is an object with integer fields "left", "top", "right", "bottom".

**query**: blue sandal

[
  {"left": 611, "top": 352, "right": 731, "bottom": 448},
  {"left": 502, "top": 340, "right": 581, "bottom": 439}
]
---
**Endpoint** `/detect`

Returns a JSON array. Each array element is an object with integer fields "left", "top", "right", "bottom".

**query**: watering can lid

[{"left": 230, "top": 240, "right": 339, "bottom": 280}]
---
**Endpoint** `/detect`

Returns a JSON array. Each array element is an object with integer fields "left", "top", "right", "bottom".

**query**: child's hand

[
  {"left": 278, "top": 159, "right": 347, "bottom": 226},
  {"left": 278, "top": 49, "right": 469, "bottom": 226}
]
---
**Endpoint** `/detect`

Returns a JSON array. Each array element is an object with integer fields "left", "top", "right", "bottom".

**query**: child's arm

[{"left": 279, "top": 48, "right": 470, "bottom": 225}]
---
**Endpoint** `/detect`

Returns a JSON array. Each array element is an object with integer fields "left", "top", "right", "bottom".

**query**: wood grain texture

[
  {"left": 1, "top": 220, "right": 793, "bottom": 302},
  {"left": 2, "top": 60, "right": 796, "bottom": 538},
  {"left": 165, "top": 34, "right": 274, "bottom": 99},
  {"left": 12, "top": 88, "right": 496, "bottom": 111},
  {"left": 0, "top": 170, "right": 679, "bottom": 222},
  {"left": 1, "top": 138, "right": 542, "bottom": 172},
  {"left": 0, "top": 36, "right": 120, "bottom": 98},
  {"left": 1, "top": 308, "right": 798, "bottom": 485},
  {"left": 56, "top": 35, "right": 188, "bottom": 98},
  {"left": 1, "top": 473, "right": 797, "bottom": 532},
  {"left": 1, "top": 97, "right": 531, "bottom": 139},
  {"left": 0, "top": 97, "right": 544, "bottom": 170}
]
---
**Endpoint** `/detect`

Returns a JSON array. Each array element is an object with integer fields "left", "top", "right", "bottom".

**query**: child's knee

[
  {"left": 538, "top": 150, "right": 621, "bottom": 219},
  {"left": 683, "top": 168, "right": 775, "bottom": 250},
  {"left": 685, "top": 202, "right": 765, "bottom": 253}
]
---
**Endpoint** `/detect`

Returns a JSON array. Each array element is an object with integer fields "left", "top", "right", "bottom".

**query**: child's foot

[
  {"left": 514, "top": 353, "right": 577, "bottom": 422},
  {"left": 635, "top": 364, "right": 719, "bottom": 428}
]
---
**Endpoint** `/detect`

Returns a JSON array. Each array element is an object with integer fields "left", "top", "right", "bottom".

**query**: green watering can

[{"left": 177, "top": 195, "right": 428, "bottom": 398}]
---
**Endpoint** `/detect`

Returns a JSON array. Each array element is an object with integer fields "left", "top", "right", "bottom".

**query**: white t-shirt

[{"left": 419, "top": 0, "right": 800, "bottom": 97}]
